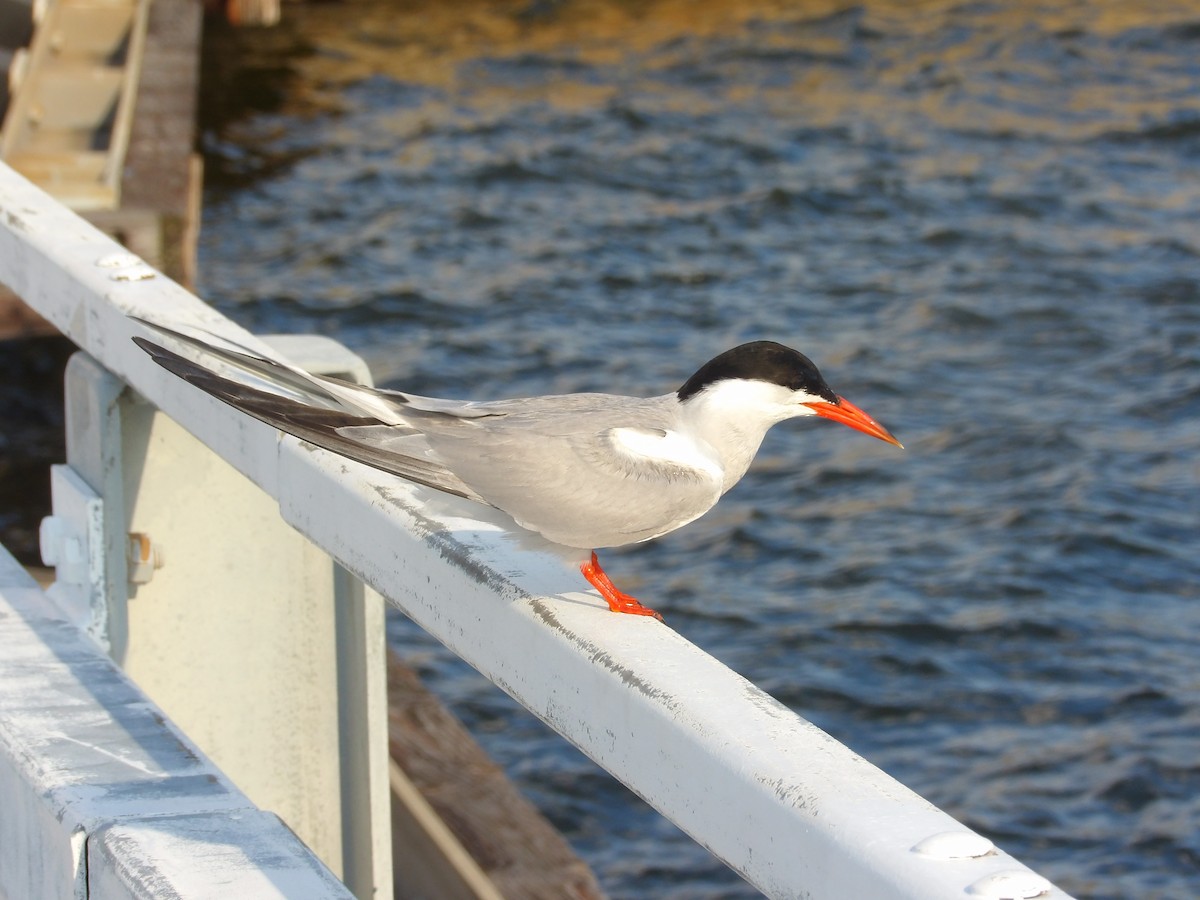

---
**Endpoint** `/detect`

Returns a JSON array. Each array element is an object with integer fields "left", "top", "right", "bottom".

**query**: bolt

[
  {"left": 95, "top": 252, "right": 142, "bottom": 268},
  {"left": 912, "top": 830, "right": 995, "bottom": 860},
  {"left": 127, "top": 533, "right": 164, "bottom": 585},
  {"left": 39, "top": 515, "right": 65, "bottom": 567},
  {"left": 95, "top": 253, "right": 157, "bottom": 282},
  {"left": 967, "top": 869, "right": 1053, "bottom": 899},
  {"left": 110, "top": 266, "right": 157, "bottom": 282}
]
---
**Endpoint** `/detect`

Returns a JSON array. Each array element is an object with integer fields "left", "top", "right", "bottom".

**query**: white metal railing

[
  {"left": 0, "top": 547, "right": 355, "bottom": 899},
  {"left": 0, "top": 161, "right": 1071, "bottom": 899}
]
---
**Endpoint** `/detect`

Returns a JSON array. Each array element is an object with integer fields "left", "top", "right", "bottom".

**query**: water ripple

[{"left": 184, "top": 2, "right": 1200, "bottom": 897}]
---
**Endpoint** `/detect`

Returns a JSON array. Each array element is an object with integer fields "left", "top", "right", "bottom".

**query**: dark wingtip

[
  {"left": 132, "top": 335, "right": 183, "bottom": 370},
  {"left": 132, "top": 335, "right": 170, "bottom": 364}
]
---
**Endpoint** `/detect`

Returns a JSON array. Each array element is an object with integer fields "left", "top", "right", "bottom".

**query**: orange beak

[{"left": 803, "top": 396, "right": 903, "bottom": 448}]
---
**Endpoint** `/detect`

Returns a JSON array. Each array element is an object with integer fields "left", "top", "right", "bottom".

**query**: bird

[{"left": 132, "top": 321, "right": 901, "bottom": 621}]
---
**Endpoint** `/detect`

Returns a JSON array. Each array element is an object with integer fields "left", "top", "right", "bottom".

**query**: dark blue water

[{"left": 195, "top": 3, "right": 1200, "bottom": 897}]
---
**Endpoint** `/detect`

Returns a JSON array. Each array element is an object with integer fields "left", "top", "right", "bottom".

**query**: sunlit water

[{"left": 190, "top": 2, "right": 1199, "bottom": 896}]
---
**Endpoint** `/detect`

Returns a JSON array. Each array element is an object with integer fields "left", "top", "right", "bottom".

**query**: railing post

[{"left": 47, "top": 339, "right": 392, "bottom": 899}]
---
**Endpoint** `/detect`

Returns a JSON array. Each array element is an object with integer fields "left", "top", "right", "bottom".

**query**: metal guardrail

[
  {"left": 0, "top": 545, "right": 355, "bottom": 899},
  {"left": 0, "top": 161, "right": 1072, "bottom": 899}
]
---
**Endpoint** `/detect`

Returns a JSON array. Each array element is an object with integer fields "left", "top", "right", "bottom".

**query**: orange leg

[{"left": 580, "top": 551, "right": 663, "bottom": 621}]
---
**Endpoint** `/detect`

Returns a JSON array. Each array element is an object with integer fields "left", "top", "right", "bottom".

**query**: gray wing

[{"left": 348, "top": 396, "right": 725, "bottom": 549}]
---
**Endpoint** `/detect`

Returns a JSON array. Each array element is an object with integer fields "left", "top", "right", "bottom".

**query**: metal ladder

[{"left": 0, "top": 0, "right": 151, "bottom": 210}]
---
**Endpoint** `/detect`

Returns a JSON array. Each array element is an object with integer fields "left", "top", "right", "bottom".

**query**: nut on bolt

[{"left": 127, "top": 532, "right": 164, "bottom": 584}]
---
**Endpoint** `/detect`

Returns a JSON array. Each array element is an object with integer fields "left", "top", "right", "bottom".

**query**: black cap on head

[{"left": 677, "top": 341, "right": 838, "bottom": 403}]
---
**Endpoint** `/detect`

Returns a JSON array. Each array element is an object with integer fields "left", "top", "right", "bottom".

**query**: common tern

[{"left": 133, "top": 323, "right": 901, "bottom": 620}]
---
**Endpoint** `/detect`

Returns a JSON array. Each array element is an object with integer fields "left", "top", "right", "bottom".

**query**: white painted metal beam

[
  {"left": 0, "top": 545, "right": 353, "bottom": 899},
  {"left": 0, "top": 161, "right": 1069, "bottom": 899}
]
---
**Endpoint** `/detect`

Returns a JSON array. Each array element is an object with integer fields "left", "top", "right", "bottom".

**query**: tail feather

[
  {"left": 131, "top": 318, "right": 409, "bottom": 425},
  {"left": 133, "top": 336, "right": 488, "bottom": 503}
]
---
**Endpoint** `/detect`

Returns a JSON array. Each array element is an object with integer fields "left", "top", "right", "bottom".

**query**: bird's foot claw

[
  {"left": 608, "top": 595, "right": 664, "bottom": 620},
  {"left": 581, "top": 552, "right": 664, "bottom": 622}
]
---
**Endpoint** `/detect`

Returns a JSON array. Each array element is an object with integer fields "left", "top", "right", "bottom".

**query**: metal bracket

[{"left": 39, "top": 464, "right": 109, "bottom": 649}]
